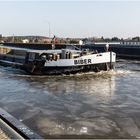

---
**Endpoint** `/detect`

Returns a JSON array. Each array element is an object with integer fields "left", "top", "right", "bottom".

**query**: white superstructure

[{"left": 45, "top": 51, "right": 115, "bottom": 67}]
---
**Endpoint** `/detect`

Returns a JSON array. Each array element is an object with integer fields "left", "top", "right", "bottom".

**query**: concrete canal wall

[
  {"left": 3, "top": 43, "right": 67, "bottom": 50},
  {"left": 83, "top": 44, "right": 140, "bottom": 59},
  {"left": 3, "top": 43, "right": 140, "bottom": 59},
  {"left": 0, "top": 108, "right": 42, "bottom": 139}
]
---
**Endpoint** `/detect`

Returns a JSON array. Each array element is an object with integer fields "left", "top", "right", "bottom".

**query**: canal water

[{"left": 0, "top": 59, "right": 140, "bottom": 139}]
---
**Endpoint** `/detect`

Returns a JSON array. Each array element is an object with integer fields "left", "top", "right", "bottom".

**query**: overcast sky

[{"left": 0, "top": 0, "right": 140, "bottom": 38}]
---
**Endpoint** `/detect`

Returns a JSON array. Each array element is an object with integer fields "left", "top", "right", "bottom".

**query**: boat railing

[
  {"left": 66, "top": 45, "right": 81, "bottom": 50},
  {"left": 0, "top": 54, "right": 26, "bottom": 59}
]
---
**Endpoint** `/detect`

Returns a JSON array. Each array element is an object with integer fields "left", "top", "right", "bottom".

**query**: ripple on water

[{"left": 0, "top": 60, "right": 140, "bottom": 138}]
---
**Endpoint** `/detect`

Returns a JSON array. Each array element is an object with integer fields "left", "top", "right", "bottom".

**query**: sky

[{"left": 0, "top": 0, "right": 140, "bottom": 38}]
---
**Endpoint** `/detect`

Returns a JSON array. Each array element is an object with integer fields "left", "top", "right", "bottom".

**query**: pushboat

[{"left": 0, "top": 45, "right": 116, "bottom": 75}]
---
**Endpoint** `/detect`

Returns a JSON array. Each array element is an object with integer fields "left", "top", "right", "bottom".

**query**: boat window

[
  {"left": 29, "top": 53, "right": 36, "bottom": 61},
  {"left": 96, "top": 54, "right": 102, "bottom": 56},
  {"left": 47, "top": 54, "right": 53, "bottom": 61},
  {"left": 41, "top": 55, "right": 47, "bottom": 60}
]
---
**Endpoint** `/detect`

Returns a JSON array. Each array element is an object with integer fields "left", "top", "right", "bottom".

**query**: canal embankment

[
  {"left": 84, "top": 44, "right": 140, "bottom": 59},
  {"left": 0, "top": 108, "right": 42, "bottom": 139},
  {"left": 2, "top": 42, "right": 140, "bottom": 59}
]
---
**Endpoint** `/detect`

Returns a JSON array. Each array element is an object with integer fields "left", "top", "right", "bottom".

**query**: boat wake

[{"left": 0, "top": 65, "right": 136, "bottom": 80}]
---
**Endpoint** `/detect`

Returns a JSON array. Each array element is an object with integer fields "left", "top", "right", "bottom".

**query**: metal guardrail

[{"left": 0, "top": 108, "right": 43, "bottom": 139}]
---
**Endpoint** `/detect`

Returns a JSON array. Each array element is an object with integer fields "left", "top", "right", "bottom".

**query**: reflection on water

[{"left": 0, "top": 60, "right": 140, "bottom": 138}]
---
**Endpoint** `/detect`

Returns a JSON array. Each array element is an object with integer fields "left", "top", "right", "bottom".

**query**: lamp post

[{"left": 46, "top": 21, "right": 51, "bottom": 38}]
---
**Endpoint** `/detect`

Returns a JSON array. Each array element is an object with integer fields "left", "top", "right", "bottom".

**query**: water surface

[{"left": 0, "top": 59, "right": 140, "bottom": 138}]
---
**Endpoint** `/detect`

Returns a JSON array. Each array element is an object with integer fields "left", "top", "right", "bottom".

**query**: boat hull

[
  {"left": 0, "top": 46, "right": 116, "bottom": 75},
  {"left": 30, "top": 62, "right": 115, "bottom": 75},
  {"left": 0, "top": 59, "right": 115, "bottom": 75}
]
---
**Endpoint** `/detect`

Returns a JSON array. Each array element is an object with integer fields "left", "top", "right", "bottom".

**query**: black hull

[
  {"left": 0, "top": 59, "right": 115, "bottom": 75},
  {"left": 0, "top": 60, "right": 24, "bottom": 69},
  {"left": 31, "top": 62, "right": 115, "bottom": 75}
]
